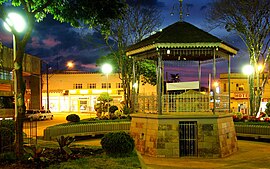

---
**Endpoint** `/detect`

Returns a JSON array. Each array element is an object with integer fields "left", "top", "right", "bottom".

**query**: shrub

[
  {"left": 66, "top": 114, "right": 80, "bottom": 122},
  {"left": 232, "top": 112, "right": 243, "bottom": 122},
  {"left": 265, "top": 102, "right": 270, "bottom": 115},
  {"left": 122, "top": 105, "right": 131, "bottom": 115},
  {"left": 101, "top": 131, "right": 135, "bottom": 157},
  {"left": 109, "top": 105, "right": 118, "bottom": 114},
  {"left": 248, "top": 116, "right": 259, "bottom": 122},
  {"left": 56, "top": 136, "right": 75, "bottom": 155},
  {"left": 0, "top": 120, "right": 15, "bottom": 131},
  {"left": 114, "top": 110, "right": 122, "bottom": 117},
  {"left": 0, "top": 120, "right": 15, "bottom": 152},
  {"left": 0, "top": 152, "right": 16, "bottom": 164},
  {"left": 0, "top": 127, "right": 15, "bottom": 151}
]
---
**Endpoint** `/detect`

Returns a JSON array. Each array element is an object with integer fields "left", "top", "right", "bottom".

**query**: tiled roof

[{"left": 126, "top": 21, "right": 238, "bottom": 57}]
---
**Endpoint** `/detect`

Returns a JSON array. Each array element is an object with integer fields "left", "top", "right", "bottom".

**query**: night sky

[{"left": 0, "top": 0, "right": 248, "bottom": 84}]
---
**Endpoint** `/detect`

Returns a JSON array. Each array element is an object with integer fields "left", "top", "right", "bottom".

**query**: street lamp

[
  {"left": 67, "top": 61, "right": 74, "bottom": 69},
  {"left": 3, "top": 12, "right": 26, "bottom": 119},
  {"left": 242, "top": 64, "right": 254, "bottom": 115},
  {"left": 101, "top": 63, "right": 112, "bottom": 112}
]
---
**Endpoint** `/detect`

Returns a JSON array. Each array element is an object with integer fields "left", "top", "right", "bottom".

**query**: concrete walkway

[
  {"left": 76, "top": 139, "right": 270, "bottom": 169},
  {"left": 141, "top": 140, "right": 270, "bottom": 169}
]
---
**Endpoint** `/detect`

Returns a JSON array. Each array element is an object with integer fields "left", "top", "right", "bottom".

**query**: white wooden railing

[{"left": 137, "top": 92, "right": 230, "bottom": 114}]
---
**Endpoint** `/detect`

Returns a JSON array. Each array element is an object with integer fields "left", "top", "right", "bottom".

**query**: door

[{"left": 179, "top": 121, "right": 197, "bottom": 157}]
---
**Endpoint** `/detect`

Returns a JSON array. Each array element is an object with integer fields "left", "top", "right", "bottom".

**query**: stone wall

[{"left": 130, "top": 113, "right": 238, "bottom": 158}]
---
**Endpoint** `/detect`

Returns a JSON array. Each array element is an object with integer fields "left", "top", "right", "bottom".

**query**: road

[{"left": 24, "top": 112, "right": 96, "bottom": 137}]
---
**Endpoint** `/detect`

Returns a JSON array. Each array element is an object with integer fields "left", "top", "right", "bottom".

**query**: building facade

[
  {"left": 0, "top": 45, "right": 41, "bottom": 118},
  {"left": 42, "top": 71, "right": 156, "bottom": 112},
  {"left": 219, "top": 73, "right": 270, "bottom": 114}
]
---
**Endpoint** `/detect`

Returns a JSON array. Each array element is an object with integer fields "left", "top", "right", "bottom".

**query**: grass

[
  {"left": 47, "top": 150, "right": 141, "bottom": 169},
  {"left": 35, "top": 138, "right": 141, "bottom": 169}
]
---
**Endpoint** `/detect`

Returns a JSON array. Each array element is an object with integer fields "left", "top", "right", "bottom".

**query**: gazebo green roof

[{"left": 126, "top": 21, "right": 238, "bottom": 61}]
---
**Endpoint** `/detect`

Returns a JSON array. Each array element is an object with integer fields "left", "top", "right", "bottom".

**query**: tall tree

[
  {"left": 102, "top": 0, "right": 161, "bottom": 110},
  {"left": 207, "top": 0, "right": 270, "bottom": 115},
  {"left": 0, "top": 0, "right": 126, "bottom": 157}
]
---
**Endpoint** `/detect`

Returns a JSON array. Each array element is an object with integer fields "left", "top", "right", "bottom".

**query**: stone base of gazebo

[{"left": 130, "top": 113, "right": 238, "bottom": 158}]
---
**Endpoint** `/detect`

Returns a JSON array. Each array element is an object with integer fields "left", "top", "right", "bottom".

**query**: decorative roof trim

[
  {"left": 220, "top": 43, "right": 238, "bottom": 55},
  {"left": 126, "top": 44, "right": 156, "bottom": 56},
  {"left": 126, "top": 42, "right": 238, "bottom": 56},
  {"left": 156, "top": 42, "right": 221, "bottom": 48}
]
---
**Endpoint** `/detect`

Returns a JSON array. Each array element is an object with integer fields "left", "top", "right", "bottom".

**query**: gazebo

[{"left": 126, "top": 21, "right": 239, "bottom": 158}]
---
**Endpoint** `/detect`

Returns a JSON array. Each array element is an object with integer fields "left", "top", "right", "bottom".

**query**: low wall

[
  {"left": 43, "top": 121, "right": 270, "bottom": 142},
  {"left": 235, "top": 125, "right": 270, "bottom": 139},
  {"left": 43, "top": 122, "right": 131, "bottom": 140}
]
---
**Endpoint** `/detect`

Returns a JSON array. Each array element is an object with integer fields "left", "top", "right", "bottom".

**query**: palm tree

[{"left": 170, "top": 73, "right": 181, "bottom": 82}]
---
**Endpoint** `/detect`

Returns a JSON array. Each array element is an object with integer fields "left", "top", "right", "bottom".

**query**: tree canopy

[
  {"left": 0, "top": 0, "right": 127, "bottom": 158},
  {"left": 207, "top": 0, "right": 270, "bottom": 114},
  {"left": 98, "top": 0, "right": 161, "bottom": 109},
  {"left": 0, "top": 0, "right": 126, "bottom": 29}
]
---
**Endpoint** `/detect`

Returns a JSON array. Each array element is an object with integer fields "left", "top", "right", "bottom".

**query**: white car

[
  {"left": 25, "top": 109, "right": 40, "bottom": 121},
  {"left": 39, "top": 110, "right": 53, "bottom": 120}
]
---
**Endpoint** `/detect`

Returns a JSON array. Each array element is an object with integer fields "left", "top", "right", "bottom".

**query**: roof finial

[{"left": 179, "top": 0, "right": 183, "bottom": 22}]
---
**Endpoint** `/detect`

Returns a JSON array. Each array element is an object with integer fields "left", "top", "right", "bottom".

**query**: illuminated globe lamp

[
  {"left": 67, "top": 61, "right": 74, "bottom": 69},
  {"left": 242, "top": 64, "right": 254, "bottom": 76},
  {"left": 101, "top": 63, "right": 113, "bottom": 75},
  {"left": 4, "top": 12, "right": 26, "bottom": 33}
]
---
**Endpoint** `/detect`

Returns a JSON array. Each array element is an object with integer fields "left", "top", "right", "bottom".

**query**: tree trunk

[{"left": 14, "top": 46, "right": 26, "bottom": 158}]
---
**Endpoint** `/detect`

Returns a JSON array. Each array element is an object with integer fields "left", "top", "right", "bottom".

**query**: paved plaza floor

[
  {"left": 141, "top": 140, "right": 270, "bottom": 169},
  {"left": 75, "top": 139, "right": 270, "bottom": 169}
]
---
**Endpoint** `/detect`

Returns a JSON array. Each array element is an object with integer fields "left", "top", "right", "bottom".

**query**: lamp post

[
  {"left": 101, "top": 63, "right": 112, "bottom": 112},
  {"left": 242, "top": 64, "right": 254, "bottom": 115},
  {"left": 46, "top": 63, "right": 49, "bottom": 110},
  {"left": 3, "top": 12, "right": 26, "bottom": 119}
]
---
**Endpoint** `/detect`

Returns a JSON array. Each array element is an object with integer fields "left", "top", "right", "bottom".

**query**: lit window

[
  {"left": 0, "top": 69, "right": 12, "bottom": 80},
  {"left": 116, "top": 83, "right": 122, "bottom": 88},
  {"left": 236, "top": 84, "right": 244, "bottom": 91},
  {"left": 73, "top": 84, "right": 82, "bottom": 89},
  {"left": 87, "top": 83, "right": 96, "bottom": 89},
  {"left": 102, "top": 83, "right": 106, "bottom": 88},
  {"left": 102, "top": 83, "right": 111, "bottom": 88}
]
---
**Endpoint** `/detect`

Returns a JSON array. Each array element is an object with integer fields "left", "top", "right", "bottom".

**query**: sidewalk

[
  {"left": 75, "top": 139, "right": 270, "bottom": 169},
  {"left": 140, "top": 140, "right": 270, "bottom": 169}
]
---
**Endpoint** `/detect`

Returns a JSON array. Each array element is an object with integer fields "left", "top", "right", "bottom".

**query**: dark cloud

[{"left": 23, "top": 15, "right": 109, "bottom": 71}]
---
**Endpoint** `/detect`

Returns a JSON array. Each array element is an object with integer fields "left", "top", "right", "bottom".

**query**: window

[
  {"left": 117, "top": 90, "right": 124, "bottom": 95},
  {"left": 73, "top": 84, "right": 82, "bottom": 89},
  {"left": 116, "top": 83, "right": 122, "bottom": 88},
  {"left": 0, "top": 69, "right": 12, "bottom": 80},
  {"left": 102, "top": 83, "right": 107, "bottom": 89},
  {"left": 236, "top": 84, "right": 244, "bottom": 91},
  {"left": 102, "top": 83, "right": 111, "bottom": 89},
  {"left": 223, "top": 83, "right": 226, "bottom": 92},
  {"left": 87, "top": 83, "right": 96, "bottom": 89}
]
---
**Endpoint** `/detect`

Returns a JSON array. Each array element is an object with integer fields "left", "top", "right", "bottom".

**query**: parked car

[
  {"left": 39, "top": 110, "right": 53, "bottom": 120},
  {"left": 25, "top": 109, "right": 40, "bottom": 121}
]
